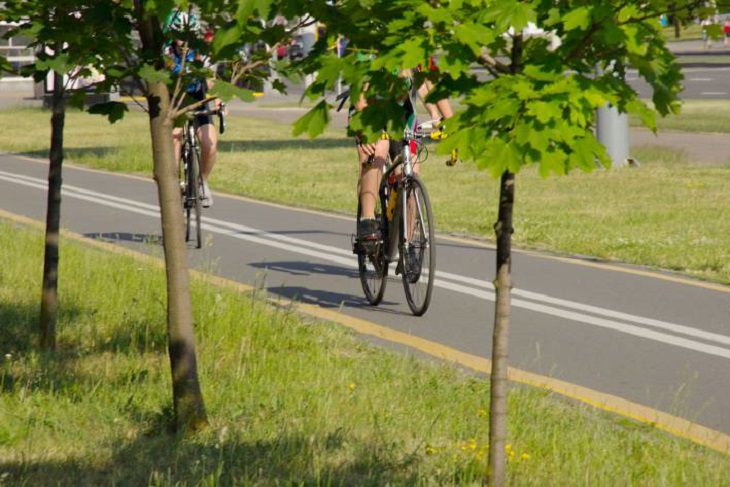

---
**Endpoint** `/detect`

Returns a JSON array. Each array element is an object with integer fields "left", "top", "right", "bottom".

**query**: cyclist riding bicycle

[
  {"left": 164, "top": 8, "right": 221, "bottom": 207},
  {"left": 351, "top": 70, "right": 417, "bottom": 247}
]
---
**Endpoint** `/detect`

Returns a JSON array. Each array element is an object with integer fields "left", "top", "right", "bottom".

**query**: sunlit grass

[{"left": 1, "top": 220, "right": 729, "bottom": 484}]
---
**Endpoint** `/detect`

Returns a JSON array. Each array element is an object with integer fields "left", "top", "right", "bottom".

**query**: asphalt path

[{"left": 2, "top": 153, "right": 730, "bottom": 439}]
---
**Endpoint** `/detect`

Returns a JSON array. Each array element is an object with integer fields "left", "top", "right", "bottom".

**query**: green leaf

[
  {"left": 88, "top": 101, "right": 129, "bottom": 124},
  {"left": 486, "top": 2, "right": 536, "bottom": 32},
  {"left": 139, "top": 64, "right": 170, "bottom": 84},
  {"left": 36, "top": 54, "right": 72, "bottom": 75},
  {"left": 527, "top": 101, "right": 562, "bottom": 124},
  {"left": 563, "top": 7, "right": 591, "bottom": 31},
  {"left": 210, "top": 80, "right": 255, "bottom": 102},
  {"left": 454, "top": 22, "right": 494, "bottom": 55},
  {"left": 212, "top": 24, "right": 242, "bottom": 55},
  {"left": 293, "top": 101, "right": 330, "bottom": 138}
]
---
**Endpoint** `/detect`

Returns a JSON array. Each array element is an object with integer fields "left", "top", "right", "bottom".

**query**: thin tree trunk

[
  {"left": 146, "top": 81, "right": 208, "bottom": 432},
  {"left": 487, "top": 170, "right": 515, "bottom": 487},
  {"left": 39, "top": 69, "right": 65, "bottom": 351},
  {"left": 135, "top": 2, "right": 207, "bottom": 431}
]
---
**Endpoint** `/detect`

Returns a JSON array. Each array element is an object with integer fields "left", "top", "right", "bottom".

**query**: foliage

[
  {"left": 2, "top": 0, "right": 134, "bottom": 107},
  {"left": 299, "top": 0, "right": 697, "bottom": 179}
]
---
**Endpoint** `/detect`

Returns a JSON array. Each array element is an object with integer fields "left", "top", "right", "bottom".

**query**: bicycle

[
  {"left": 353, "top": 119, "right": 438, "bottom": 316},
  {"left": 179, "top": 102, "right": 225, "bottom": 248}
]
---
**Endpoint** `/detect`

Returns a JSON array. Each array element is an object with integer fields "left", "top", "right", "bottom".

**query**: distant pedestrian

[
  {"left": 723, "top": 19, "right": 730, "bottom": 45},
  {"left": 701, "top": 18, "right": 712, "bottom": 48}
]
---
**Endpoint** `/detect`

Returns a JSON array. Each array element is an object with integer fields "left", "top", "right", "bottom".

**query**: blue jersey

[{"left": 165, "top": 45, "right": 206, "bottom": 95}]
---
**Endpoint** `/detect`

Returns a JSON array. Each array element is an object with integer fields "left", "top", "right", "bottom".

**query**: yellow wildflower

[
  {"left": 348, "top": 383, "right": 356, "bottom": 390},
  {"left": 520, "top": 453, "right": 530, "bottom": 461}
]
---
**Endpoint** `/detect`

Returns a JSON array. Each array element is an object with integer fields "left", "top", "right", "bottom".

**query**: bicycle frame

[{"left": 380, "top": 117, "right": 434, "bottom": 262}]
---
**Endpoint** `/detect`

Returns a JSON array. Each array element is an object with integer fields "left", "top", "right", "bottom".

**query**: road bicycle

[
  {"left": 179, "top": 103, "right": 225, "bottom": 248},
  {"left": 353, "top": 119, "right": 438, "bottom": 316}
]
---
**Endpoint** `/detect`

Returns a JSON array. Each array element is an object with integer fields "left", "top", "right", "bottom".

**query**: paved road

[{"left": 1, "top": 153, "right": 729, "bottom": 437}]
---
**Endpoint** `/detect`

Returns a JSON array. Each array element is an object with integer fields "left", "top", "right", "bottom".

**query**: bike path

[{"left": 1, "top": 153, "right": 730, "bottom": 438}]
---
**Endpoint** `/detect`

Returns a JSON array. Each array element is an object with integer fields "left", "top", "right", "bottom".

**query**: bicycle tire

[
  {"left": 190, "top": 146, "right": 203, "bottom": 249},
  {"left": 356, "top": 200, "right": 388, "bottom": 305},
  {"left": 182, "top": 147, "right": 192, "bottom": 243},
  {"left": 399, "top": 175, "right": 435, "bottom": 316}
]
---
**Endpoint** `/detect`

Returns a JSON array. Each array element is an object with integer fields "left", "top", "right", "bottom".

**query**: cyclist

[
  {"left": 351, "top": 71, "right": 417, "bottom": 248},
  {"left": 164, "top": 8, "right": 220, "bottom": 207}
]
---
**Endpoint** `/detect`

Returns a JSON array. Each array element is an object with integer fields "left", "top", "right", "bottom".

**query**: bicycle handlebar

[{"left": 191, "top": 102, "right": 226, "bottom": 135}]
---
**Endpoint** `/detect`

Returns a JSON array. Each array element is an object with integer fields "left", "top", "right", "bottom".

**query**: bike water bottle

[{"left": 386, "top": 183, "right": 398, "bottom": 221}]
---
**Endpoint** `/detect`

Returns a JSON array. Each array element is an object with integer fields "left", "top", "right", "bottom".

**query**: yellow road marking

[
  {"left": 1, "top": 207, "right": 729, "bottom": 455},
  {"left": 9, "top": 152, "right": 730, "bottom": 295}
]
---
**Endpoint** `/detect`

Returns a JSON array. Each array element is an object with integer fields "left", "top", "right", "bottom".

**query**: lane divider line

[
  {"left": 1, "top": 207, "right": 728, "bottom": 456},
  {"left": 7, "top": 151, "right": 730, "bottom": 295},
  {"left": 2, "top": 171, "right": 730, "bottom": 359}
]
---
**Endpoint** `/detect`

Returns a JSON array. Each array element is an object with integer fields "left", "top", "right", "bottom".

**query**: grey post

[
  {"left": 596, "top": 103, "right": 630, "bottom": 167},
  {"left": 595, "top": 63, "right": 630, "bottom": 168}
]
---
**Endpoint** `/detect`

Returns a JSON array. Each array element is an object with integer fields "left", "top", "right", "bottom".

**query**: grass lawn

[
  {"left": 1, "top": 106, "right": 730, "bottom": 286},
  {"left": 1, "top": 220, "right": 729, "bottom": 484},
  {"left": 629, "top": 100, "right": 730, "bottom": 133}
]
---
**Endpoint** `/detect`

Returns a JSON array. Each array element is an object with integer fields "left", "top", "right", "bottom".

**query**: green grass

[
  {"left": 662, "top": 23, "right": 703, "bottom": 41},
  {"left": 2, "top": 106, "right": 730, "bottom": 285},
  {"left": 1, "top": 220, "right": 729, "bottom": 484},
  {"left": 630, "top": 100, "right": 730, "bottom": 133}
]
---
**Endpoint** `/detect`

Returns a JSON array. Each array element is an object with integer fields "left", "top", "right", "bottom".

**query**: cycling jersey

[{"left": 164, "top": 45, "right": 213, "bottom": 126}]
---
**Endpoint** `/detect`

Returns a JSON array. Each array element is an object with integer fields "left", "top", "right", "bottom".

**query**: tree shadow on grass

[
  {"left": 0, "top": 300, "right": 84, "bottom": 355},
  {"left": 0, "top": 429, "right": 423, "bottom": 485},
  {"left": 219, "top": 137, "right": 351, "bottom": 153},
  {"left": 20, "top": 147, "right": 118, "bottom": 161}
]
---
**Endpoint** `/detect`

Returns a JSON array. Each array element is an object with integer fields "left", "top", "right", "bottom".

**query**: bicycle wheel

[
  {"left": 399, "top": 175, "right": 435, "bottom": 316},
  {"left": 182, "top": 149, "right": 192, "bottom": 243},
  {"left": 186, "top": 147, "right": 203, "bottom": 249},
  {"left": 356, "top": 199, "right": 388, "bottom": 305}
]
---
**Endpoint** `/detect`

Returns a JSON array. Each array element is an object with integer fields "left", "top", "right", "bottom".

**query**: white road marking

[
  {"left": 689, "top": 78, "right": 713, "bottom": 81},
  {"left": 701, "top": 92, "right": 727, "bottom": 96},
  {"left": 3, "top": 170, "right": 730, "bottom": 360}
]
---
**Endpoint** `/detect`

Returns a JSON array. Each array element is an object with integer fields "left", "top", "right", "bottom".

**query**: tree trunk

[
  {"left": 134, "top": 1, "right": 207, "bottom": 431},
  {"left": 673, "top": 12, "right": 681, "bottom": 39},
  {"left": 146, "top": 81, "right": 208, "bottom": 432},
  {"left": 487, "top": 170, "right": 515, "bottom": 487},
  {"left": 39, "top": 70, "right": 66, "bottom": 351}
]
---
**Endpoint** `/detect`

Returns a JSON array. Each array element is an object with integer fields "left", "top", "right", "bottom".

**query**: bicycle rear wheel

[
  {"left": 184, "top": 147, "right": 203, "bottom": 249},
  {"left": 356, "top": 200, "right": 388, "bottom": 305},
  {"left": 400, "top": 175, "right": 435, "bottom": 316}
]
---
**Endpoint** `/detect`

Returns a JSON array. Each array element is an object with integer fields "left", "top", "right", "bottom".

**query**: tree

[
  {"left": 114, "top": 0, "right": 304, "bottom": 432},
  {"left": 2, "top": 0, "right": 133, "bottom": 351},
  {"left": 5, "top": 0, "right": 303, "bottom": 431},
  {"left": 297, "top": 1, "right": 690, "bottom": 483}
]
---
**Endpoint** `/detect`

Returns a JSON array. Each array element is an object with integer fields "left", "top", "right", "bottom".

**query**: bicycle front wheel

[
  {"left": 356, "top": 201, "right": 388, "bottom": 305},
  {"left": 186, "top": 148, "right": 203, "bottom": 249},
  {"left": 399, "top": 175, "right": 435, "bottom": 316}
]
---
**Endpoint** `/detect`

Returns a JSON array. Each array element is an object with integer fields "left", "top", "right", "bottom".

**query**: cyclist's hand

[
  {"left": 214, "top": 98, "right": 222, "bottom": 111},
  {"left": 358, "top": 142, "right": 377, "bottom": 157}
]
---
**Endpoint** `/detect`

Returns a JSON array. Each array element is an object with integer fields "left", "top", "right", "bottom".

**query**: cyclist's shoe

[
  {"left": 201, "top": 180, "right": 213, "bottom": 208},
  {"left": 445, "top": 148, "right": 458, "bottom": 167},
  {"left": 356, "top": 218, "right": 380, "bottom": 254}
]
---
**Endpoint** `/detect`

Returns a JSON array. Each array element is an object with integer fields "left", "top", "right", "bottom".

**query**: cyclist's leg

[
  {"left": 197, "top": 122, "right": 217, "bottom": 181},
  {"left": 357, "top": 138, "right": 389, "bottom": 243},
  {"left": 196, "top": 117, "right": 216, "bottom": 207},
  {"left": 358, "top": 138, "right": 388, "bottom": 219},
  {"left": 173, "top": 127, "right": 183, "bottom": 166},
  {"left": 417, "top": 81, "right": 441, "bottom": 122}
]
